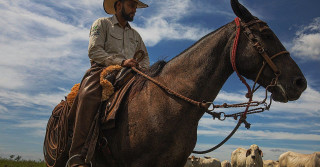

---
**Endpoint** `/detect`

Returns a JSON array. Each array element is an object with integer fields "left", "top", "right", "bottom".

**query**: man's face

[{"left": 121, "top": 0, "right": 138, "bottom": 22}]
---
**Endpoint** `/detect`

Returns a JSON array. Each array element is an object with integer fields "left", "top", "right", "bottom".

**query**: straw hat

[{"left": 103, "top": 0, "right": 148, "bottom": 14}]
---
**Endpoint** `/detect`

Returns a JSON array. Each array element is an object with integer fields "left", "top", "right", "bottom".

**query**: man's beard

[{"left": 121, "top": 7, "right": 134, "bottom": 22}]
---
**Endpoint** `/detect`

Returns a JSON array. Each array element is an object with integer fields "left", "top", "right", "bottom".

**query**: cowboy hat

[{"left": 103, "top": 0, "right": 148, "bottom": 14}]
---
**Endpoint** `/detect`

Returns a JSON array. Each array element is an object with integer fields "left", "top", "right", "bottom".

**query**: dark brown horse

[{"left": 93, "top": 0, "right": 307, "bottom": 166}]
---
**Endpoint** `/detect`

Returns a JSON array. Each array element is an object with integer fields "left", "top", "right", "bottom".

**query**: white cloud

[
  {"left": 197, "top": 129, "right": 320, "bottom": 141},
  {"left": 291, "top": 17, "right": 320, "bottom": 60},
  {"left": 199, "top": 117, "right": 239, "bottom": 128},
  {"left": 13, "top": 120, "right": 47, "bottom": 137},
  {"left": 215, "top": 90, "right": 248, "bottom": 103},
  {"left": 199, "top": 116, "right": 319, "bottom": 131},
  {"left": 0, "top": 105, "right": 8, "bottom": 113},
  {"left": 0, "top": 0, "right": 90, "bottom": 91},
  {"left": 253, "top": 122, "right": 314, "bottom": 129},
  {"left": 133, "top": 0, "right": 211, "bottom": 46},
  {"left": 0, "top": 89, "right": 67, "bottom": 109},
  {"left": 0, "top": 67, "right": 25, "bottom": 90},
  {"left": 270, "top": 86, "right": 320, "bottom": 116},
  {"left": 14, "top": 120, "right": 48, "bottom": 129}
]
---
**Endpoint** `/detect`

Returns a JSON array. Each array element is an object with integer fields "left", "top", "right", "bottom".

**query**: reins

[
  {"left": 132, "top": 66, "right": 211, "bottom": 109},
  {"left": 131, "top": 17, "right": 289, "bottom": 154}
]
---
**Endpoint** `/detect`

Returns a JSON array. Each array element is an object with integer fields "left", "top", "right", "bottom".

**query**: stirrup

[{"left": 65, "top": 154, "right": 92, "bottom": 167}]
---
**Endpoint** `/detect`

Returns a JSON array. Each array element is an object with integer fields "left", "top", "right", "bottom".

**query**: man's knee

[{"left": 77, "top": 86, "right": 101, "bottom": 102}]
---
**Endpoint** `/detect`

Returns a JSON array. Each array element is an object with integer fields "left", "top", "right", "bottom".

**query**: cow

[
  {"left": 221, "top": 160, "right": 231, "bottom": 167},
  {"left": 184, "top": 155, "right": 221, "bottom": 167},
  {"left": 185, "top": 156, "right": 193, "bottom": 167},
  {"left": 263, "top": 160, "right": 279, "bottom": 167},
  {"left": 279, "top": 151, "right": 320, "bottom": 167},
  {"left": 231, "top": 144, "right": 264, "bottom": 167}
]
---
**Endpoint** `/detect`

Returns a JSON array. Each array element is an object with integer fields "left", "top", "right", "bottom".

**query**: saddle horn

[{"left": 230, "top": 0, "right": 255, "bottom": 22}]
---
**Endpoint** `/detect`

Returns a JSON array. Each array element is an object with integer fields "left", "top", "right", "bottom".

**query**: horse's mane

[
  {"left": 167, "top": 23, "right": 229, "bottom": 63},
  {"left": 128, "top": 21, "right": 233, "bottom": 99},
  {"left": 129, "top": 60, "right": 167, "bottom": 97}
]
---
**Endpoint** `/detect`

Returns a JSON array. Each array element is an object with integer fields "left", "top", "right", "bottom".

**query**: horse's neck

[{"left": 160, "top": 22, "right": 235, "bottom": 104}]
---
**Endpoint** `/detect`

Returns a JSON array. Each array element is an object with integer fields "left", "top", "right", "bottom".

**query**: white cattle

[
  {"left": 263, "top": 160, "right": 279, "bottom": 167},
  {"left": 185, "top": 156, "right": 193, "bottom": 167},
  {"left": 221, "top": 160, "right": 231, "bottom": 167},
  {"left": 184, "top": 156, "right": 221, "bottom": 167},
  {"left": 231, "top": 144, "right": 264, "bottom": 167},
  {"left": 279, "top": 151, "right": 320, "bottom": 167}
]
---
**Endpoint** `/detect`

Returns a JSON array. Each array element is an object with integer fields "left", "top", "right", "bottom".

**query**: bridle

[
  {"left": 233, "top": 17, "right": 289, "bottom": 99},
  {"left": 131, "top": 17, "right": 289, "bottom": 154},
  {"left": 228, "top": 17, "right": 289, "bottom": 118}
]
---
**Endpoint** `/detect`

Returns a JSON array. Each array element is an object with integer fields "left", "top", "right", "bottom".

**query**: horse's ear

[{"left": 230, "top": 0, "right": 255, "bottom": 22}]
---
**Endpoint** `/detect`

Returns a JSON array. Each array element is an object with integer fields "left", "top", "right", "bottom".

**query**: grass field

[{"left": 0, "top": 156, "right": 46, "bottom": 167}]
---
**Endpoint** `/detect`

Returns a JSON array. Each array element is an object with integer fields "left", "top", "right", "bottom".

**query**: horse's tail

[{"left": 43, "top": 98, "right": 71, "bottom": 167}]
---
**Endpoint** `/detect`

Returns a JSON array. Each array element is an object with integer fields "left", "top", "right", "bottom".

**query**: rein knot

[{"left": 246, "top": 92, "right": 252, "bottom": 98}]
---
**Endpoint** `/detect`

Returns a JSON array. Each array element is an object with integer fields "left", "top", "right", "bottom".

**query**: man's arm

[{"left": 136, "top": 33, "right": 150, "bottom": 70}]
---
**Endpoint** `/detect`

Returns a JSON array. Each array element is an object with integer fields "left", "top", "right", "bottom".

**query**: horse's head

[{"left": 230, "top": 0, "right": 307, "bottom": 102}]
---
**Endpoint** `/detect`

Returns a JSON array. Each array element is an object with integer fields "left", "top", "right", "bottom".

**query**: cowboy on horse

[{"left": 44, "top": 0, "right": 149, "bottom": 166}]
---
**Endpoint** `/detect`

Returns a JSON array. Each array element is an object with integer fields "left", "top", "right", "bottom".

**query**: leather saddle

[
  {"left": 100, "top": 68, "right": 136, "bottom": 130},
  {"left": 99, "top": 50, "right": 145, "bottom": 130}
]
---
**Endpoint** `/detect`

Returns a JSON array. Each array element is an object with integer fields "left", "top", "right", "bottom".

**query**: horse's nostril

[{"left": 294, "top": 77, "right": 307, "bottom": 91}]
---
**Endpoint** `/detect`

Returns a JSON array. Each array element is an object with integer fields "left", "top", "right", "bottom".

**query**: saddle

[
  {"left": 66, "top": 65, "right": 136, "bottom": 126},
  {"left": 100, "top": 68, "right": 136, "bottom": 130},
  {"left": 98, "top": 50, "right": 145, "bottom": 129}
]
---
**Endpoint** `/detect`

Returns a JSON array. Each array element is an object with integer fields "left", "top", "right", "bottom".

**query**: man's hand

[{"left": 121, "top": 58, "right": 138, "bottom": 67}]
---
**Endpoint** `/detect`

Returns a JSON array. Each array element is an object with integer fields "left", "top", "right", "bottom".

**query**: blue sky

[{"left": 0, "top": 0, "right": 319, "bottom": 162}]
